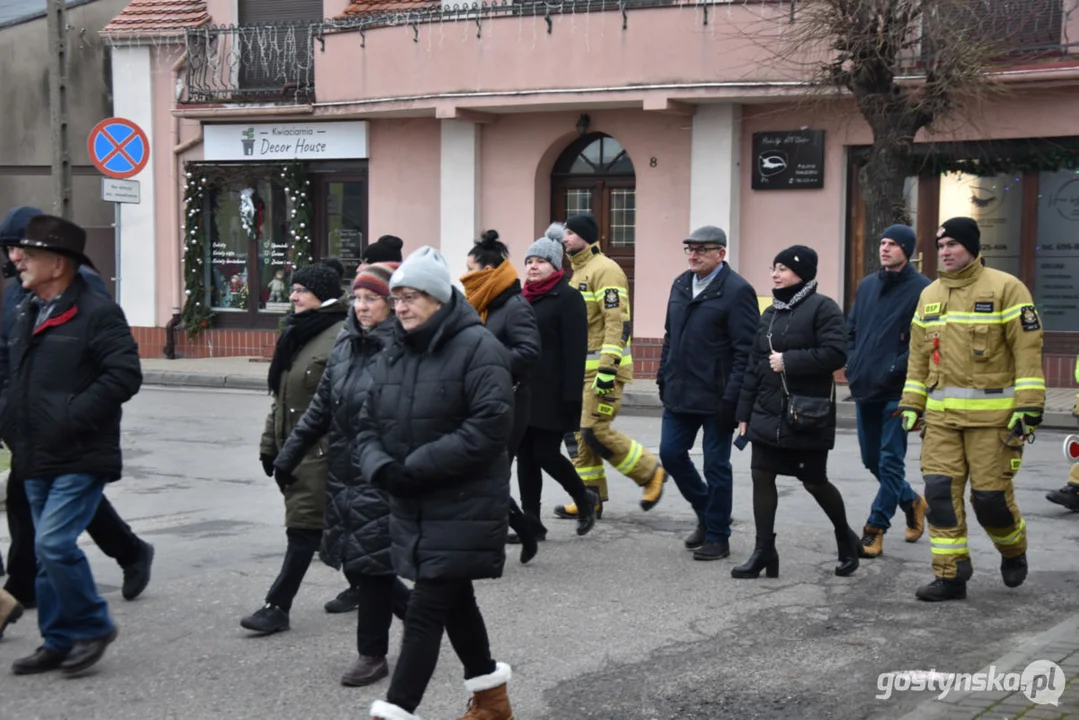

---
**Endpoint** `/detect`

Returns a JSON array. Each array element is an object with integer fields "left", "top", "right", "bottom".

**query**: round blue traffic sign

[{"left": 88, "top": 118, "right": 150, "bottom": 179}]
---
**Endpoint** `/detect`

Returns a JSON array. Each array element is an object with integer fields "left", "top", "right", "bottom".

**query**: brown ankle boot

[{"left": 459, "top": 662, "right": 513, "bottom": 720}]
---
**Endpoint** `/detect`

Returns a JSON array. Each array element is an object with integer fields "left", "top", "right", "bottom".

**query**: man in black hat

[
  {"left": 0, "top": 206, "right": 154, "bottom": 624},
  {"left": 898, "top": 216, "right": 1044, "bottom": 602},
  {"left": 1, "top": 215, "right": 142, "bottom": 675}
]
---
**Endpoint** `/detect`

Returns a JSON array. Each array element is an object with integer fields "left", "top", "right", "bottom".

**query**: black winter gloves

[
  {"left": 260, "top": 453, "right": 275, "bottom": 478},
  {"left": 373, "top": 461, "right": 425, "bottom": 498},
  {"left": 716, "top": 401, "right": 738, "bottom": 434},
  {"left": 274, "top": 466, "right": 298, "bottom": 493}
]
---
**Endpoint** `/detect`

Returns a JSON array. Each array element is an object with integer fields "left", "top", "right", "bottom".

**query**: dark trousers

[
  {"left": 517, "top": 426, "right": 590, "bottom": 517},
  {"left": 386, "top": 579, "right": 496, "bottom": 714},
  {"left": 265, "top": 528, "right": 322, "bottom": 612},
  {"left": 345, "top": 569, "right": 413, "bottom": 657},
  {"left": 659, "top": 409, "right": 734, "bottom": 541},
  {"left": 856, "top": 400, "right": 917, "bottom": 531},
  {"left": 5, "top": 471, "right": 142, "bottom": 605}
]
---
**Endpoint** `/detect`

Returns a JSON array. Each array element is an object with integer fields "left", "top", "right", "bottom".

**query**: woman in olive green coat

[{"left": 241, "top": 262, "right": 347, "bottom": 635}]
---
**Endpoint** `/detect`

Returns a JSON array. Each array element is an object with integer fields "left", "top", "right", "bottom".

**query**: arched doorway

[{"left": 551, "top": 133, "right": 636, "bottom": 299}]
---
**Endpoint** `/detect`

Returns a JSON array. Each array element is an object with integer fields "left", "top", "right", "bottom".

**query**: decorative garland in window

[
  {"left": 180, "top": 162, "right": 314, "bottom": 339},
  {"left": 181, "top": 164, "right": 216, "bottom": 338}
]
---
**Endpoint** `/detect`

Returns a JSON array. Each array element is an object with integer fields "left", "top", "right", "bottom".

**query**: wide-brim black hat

[{"left": 13, "top": 214, "right": 95, "bottom": 269}]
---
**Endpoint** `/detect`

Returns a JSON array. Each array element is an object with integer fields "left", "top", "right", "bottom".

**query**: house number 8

[{"left": 650, "top": 157, "right": 658, "bottom": 167}]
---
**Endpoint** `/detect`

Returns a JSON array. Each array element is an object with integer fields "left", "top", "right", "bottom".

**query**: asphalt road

[{"left": 4, "top": 386, "right": 1079, "bottom": 719}]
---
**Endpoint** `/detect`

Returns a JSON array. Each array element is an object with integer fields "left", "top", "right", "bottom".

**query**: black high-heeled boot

[
  {"left": 835, "top": 527, "right": 860, "bottom": 577},
  {"left": 730, "top": 534, "right": 779, "bottom": 579},
  {"left": 507, "top": 505, "right": 538, "bottom": 564}
]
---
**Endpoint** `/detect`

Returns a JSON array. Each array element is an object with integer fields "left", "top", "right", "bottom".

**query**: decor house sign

[{"left": 203, "top": 122, "right": 369, "bottom": 162}]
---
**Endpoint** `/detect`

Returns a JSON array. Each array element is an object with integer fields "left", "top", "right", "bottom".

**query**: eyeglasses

[
  {"left": 290, "top": 285, "right": 312, "bottom": 295},
  {"left": 684, "top": 245, "right": 721, "bottom": 255},
  {"left": 388, "top": 291, "right": 424, "bottom": 308},
  {"left": 354, "top": 293, "right": 386, "bottom": 307}
]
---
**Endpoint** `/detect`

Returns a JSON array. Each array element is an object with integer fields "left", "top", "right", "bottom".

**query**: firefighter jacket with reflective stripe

[
  {"left": 899, "top": 259, "right": 1045, "bottom": 428},
  {"left": 568, "top": 243, "right": 633, "bottom": 383}
]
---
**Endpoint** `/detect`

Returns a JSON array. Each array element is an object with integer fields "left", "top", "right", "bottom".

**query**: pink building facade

[{"left": 101, "top": 0, "right": 1079, "bottom": 384}]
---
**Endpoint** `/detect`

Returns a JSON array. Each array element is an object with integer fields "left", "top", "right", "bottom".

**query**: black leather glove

[
  {"left": 274, "top": 466, "right": 298, "bottom": 493},
  {"left": 657, "top": 382, "right": 665, "bottom": 405},
  {"left": 387, "top": 474, "right": 426, "bottom": 498},
  {"left": 716, "top": 400, "right": 737, "bottom": 434},
  {"left": 260, "top": 453, "right": 275, "bottom": 478}
]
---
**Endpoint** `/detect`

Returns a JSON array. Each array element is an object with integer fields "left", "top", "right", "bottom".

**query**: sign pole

[{"left": 114, "top": 203, "right": 121, "bottom": 304}]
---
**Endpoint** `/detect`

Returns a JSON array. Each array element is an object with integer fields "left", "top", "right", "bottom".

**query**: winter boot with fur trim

[
  {"left": 370, "top": 699, "right": 422, "bottom": 720},
  {"left": 459, "top": 661, "right": 513, "bottom": 720}
]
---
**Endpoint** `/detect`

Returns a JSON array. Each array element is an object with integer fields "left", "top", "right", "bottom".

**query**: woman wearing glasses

[
  {"left": 274, "top": 261, "right": 411, "bottom": 687},
  {"left": 732, "top": 245, "right": 860, "bottom": 580},
  {"left": 362, "top": 247, "right": 515, "bottom": 720}
]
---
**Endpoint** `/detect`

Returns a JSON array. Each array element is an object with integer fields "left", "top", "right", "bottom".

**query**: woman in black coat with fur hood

[{"left": 733, "top": 246, "right": 860, "bottom": 580}]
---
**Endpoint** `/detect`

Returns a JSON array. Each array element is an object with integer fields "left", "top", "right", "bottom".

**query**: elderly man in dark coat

[{"left": 2, "top": 215, "right": 142, "bottom": 676}]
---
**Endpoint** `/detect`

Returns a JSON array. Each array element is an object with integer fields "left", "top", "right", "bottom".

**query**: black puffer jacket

[
  {"left": 736, "top": 288, "right": 846, "bottom": 450},
  {"left": 482, "top": 280, "right": 539, "bottom": 449},
  {"left": 356, "top": 290, "right": 514, "bottom": 582},
  {"left": 527, "top": 275, "right": 587, "bottom": 432},
  {"left": 2, "top": 275, "right": 142, "bottom": 481},
  {"left": 276, "top": 312, "right": 395, "bottom": 577}
]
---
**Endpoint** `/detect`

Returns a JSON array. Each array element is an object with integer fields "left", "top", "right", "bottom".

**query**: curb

[{"left": 141, "top": 373, "right": 1079, "bottom": 430}]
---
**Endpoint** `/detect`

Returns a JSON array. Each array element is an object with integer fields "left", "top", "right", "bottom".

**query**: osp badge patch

[
  {"left": 1020, "top": 305, "right": 1041, "bottom": 332},
  {"left": 604, "top": 288, "right": 620, "bottom": 309}
]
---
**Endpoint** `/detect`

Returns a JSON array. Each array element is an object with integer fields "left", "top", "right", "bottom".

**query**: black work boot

[
  {"left": 915, "top": 577, "right": 967, "bottom": 602},
  {"left": 121, "top": 541, "right": 155, "bottom": 601},
  {"left": 731, "top": 534, "right": 779, "bottom": 579},
  {"left": 1001, "top": 553, "right": 1028, "bottom": 588},
  {"left": 1046, "top": 484, "right": 1079, "bottom": 511},
  {"left": 684, "top": 522, "right": 706, "bottom": 550},
  {"left": 835, "top": 527, "right": 860, "bottom": 577}
]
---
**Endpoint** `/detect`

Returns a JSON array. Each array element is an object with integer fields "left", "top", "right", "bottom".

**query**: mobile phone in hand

[{"left": 734, "top": 434, "right": 749, "bottom": 451}]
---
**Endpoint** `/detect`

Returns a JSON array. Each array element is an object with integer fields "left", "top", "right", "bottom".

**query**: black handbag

[{"left": 768, "top": 315, "right": 834, "bottom": 432}]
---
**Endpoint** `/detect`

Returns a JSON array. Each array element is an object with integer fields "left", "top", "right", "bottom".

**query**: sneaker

[
  {"left": 240, "top": 604, "right": 290, "bottom": 634},
  {"left": 325, "top": 587, "right": 360, "bottom": 614}
]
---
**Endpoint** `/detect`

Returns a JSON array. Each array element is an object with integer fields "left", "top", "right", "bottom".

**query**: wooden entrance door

[{"left": 551, "top": 134, "right": 637, "bottom": 302}]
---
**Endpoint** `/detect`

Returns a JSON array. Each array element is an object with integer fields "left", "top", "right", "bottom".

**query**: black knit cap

[
  {"left": 937, "top": 217, "right": 981, "bottom": 258},
  {"left": 773, "top": 244, "right": 818, "bottom": 283},
  {"left": 363, "top": 235, "right": 404, "bottom": 263},
  {"left": 291, "top": 262, "right": 342, "bottom": 303},
  {"left": 564, "top": 213, "right": 599, "bottom": 245}
]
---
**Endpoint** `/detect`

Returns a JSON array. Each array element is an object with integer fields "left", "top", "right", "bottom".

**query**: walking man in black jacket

[
  {"left": 2, "top": 215, "right": 142, "bottom": 676},
  {"left": 658, "top": 226, "right": 759, "bottom": 560},
  {"left": 845, "top": 224, "right": 930, "bottom": 558}
]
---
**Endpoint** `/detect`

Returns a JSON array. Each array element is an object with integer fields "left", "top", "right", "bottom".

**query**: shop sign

[
  {"left": 203, "top": 121, "right": 368, "bottom": 162},
  {"left": 751, "top": 130, "right": 825, "bottom": 190}
]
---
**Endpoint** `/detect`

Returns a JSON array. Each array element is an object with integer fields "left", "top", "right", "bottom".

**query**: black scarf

[{"left": 267, "top": 304, "right": 343, "bottom": 394}]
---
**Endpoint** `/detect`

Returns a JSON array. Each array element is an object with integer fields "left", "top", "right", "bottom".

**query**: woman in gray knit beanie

[{"left": 517, "top": 222, "right": 598, "bottom": 537}]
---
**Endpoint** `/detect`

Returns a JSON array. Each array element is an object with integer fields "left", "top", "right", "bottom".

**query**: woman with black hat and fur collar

[
  {"left": 732, "top": 245, "right": 861, "bottom": 580},
  {"left": 242, "top": 261, "right": 348, "bottom": 634}
]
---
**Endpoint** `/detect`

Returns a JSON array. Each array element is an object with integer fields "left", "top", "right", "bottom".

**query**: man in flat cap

[
  {"left": 1, "top": 215, "right": 142, "bottom": 675},
  {"left": 657, "top": 226, "right": 759, "bottom": 560}
]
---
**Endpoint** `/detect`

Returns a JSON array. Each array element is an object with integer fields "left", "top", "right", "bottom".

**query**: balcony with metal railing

[{"left": 182, "top": 22, "right": 318, "bottom": 105}]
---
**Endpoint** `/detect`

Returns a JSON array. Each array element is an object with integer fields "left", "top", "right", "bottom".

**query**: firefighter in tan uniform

[
  {"left": 899, "top": 217, "right": 1044, "bottom": 602},
  {"left": 1046, "top": 356, "right": 1079, "bottom": 510},
  {"left": 552, "top": 213, "right": 666, "bottom": 520}
]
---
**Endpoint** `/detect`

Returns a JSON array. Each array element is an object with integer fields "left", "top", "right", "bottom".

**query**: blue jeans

[
  {"left": 659, "top": 409, "right": 734, "bottom": 542},
  {"left": 856, "top": 400, "right": 917, "bottom": 531},
  {"left": 24, "top": 474, "right": 114, "bottom": 653}
]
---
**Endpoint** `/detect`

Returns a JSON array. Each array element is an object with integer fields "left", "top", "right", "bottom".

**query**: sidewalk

[
  {"left": 899, "top": 611, "right": 1079, "bottom": 719},
  {"left": 140, "top": 357, "right": 1079, "bottom": 429}
]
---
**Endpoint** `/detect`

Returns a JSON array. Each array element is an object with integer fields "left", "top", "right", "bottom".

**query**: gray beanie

[
  {"left": 390, "top": 245, "right": 453, "bottom": 304},
  {"left": 524, "top": 223, "right": 566, "bottom": 270}
]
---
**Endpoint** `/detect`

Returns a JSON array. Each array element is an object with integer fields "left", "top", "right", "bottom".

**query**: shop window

[
  {"left": 210, "top": 178, "right": 297, "bottom": 316},
  {"left": 325, "top": 180, "right": 366, "bottom": 281},
  {"left": 938, "top": 172, "right": 1023, "bottom": 277},
  {"left": 1034, "top": 169, "right": 1079, "bottom": 332}
]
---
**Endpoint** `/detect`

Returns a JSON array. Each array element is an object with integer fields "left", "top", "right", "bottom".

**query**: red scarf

[{"left": 522, "top": 270, "right": 565, "bottom": 303}]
